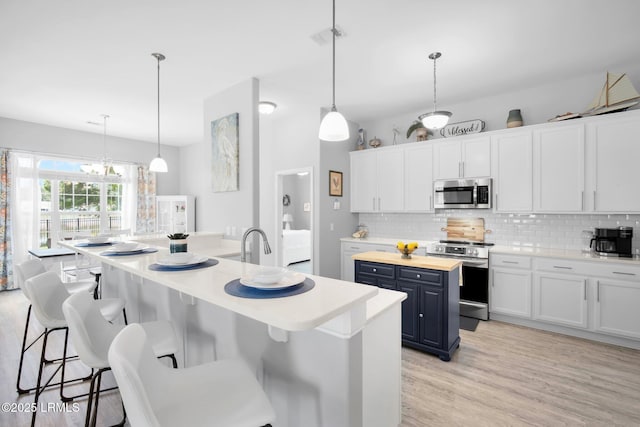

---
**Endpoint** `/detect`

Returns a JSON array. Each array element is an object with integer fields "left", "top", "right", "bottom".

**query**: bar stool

[
  {"left": 63, "top": 291, "right": 179, "bottom": 427},
  {"left": 109, "top": 323, "right": 275, "bottom": 427},
  {"left": 15, "top": 260, "right": 126, "bottom": 395}
]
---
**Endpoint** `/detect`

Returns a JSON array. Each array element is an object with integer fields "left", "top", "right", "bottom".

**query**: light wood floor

[{"left": 2, "top": 289, "right": 639, "bottom": 427}]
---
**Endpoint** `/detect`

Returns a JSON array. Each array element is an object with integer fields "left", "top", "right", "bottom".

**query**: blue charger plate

[
  {"left": 75, "top": 242, "right": 114, "bottom": 247},
  {"left": 224, "top": 277, "right": 315, "bottom": 299}
]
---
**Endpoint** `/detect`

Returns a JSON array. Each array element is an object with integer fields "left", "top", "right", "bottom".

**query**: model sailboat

[{"left": 582, "top": 72, "right": 640, "bottom": 116}]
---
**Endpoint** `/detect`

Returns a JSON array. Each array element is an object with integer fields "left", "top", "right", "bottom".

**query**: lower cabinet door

[
  {"left": 594, "top": 279, "right": 640, "bottom": 339},
  {"left": 533, "top": 273, "right": 588, "bottom": 329},
  {"left": 398, "top": 281, "right": 419, "bottom": 342},
  {"left": 490, "top": 268, "right": 532, "bottom": 318},
  {"left": 419, "top": 285, "right": 443, "bottom": 348}
]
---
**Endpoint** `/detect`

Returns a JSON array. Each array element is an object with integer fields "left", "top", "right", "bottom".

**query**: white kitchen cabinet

[
  {"left": 533, "top": 272, "right": 588, "bottom": 329},
  {"left": 533, "top": 124, "right": 585, "bottom": 212},
  {"left": 586, "top": 113, "right": 640, "bottom": 212},
  {"left": 155, "top": 195, "right": 195, "bottom": 234},
  {"left": 492, "top": 131, "right": 533, "bottom": 212},
  {"left": 350, "top": 149, "right": 403, "bottom": 212},
  {"left": 340, "top": 240, "right": 395, "bottom": 281},
  {"left": 490, "top": 254, "right": 532, "bottom": 318},
  {"left": 594, "top": 278, "right": 640, "bottom": 340},
  {"left": 433, "top": 136, "right": 491, "bottom": 180},
  {"left": 404, "top": 143, "right": 434, "bottom": 211}
]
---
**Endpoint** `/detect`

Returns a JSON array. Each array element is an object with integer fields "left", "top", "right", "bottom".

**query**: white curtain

[
  {"left": 121, "top": 164, "right": 138, "bottom": 234},
  {"left": 10, "top": 152, "right": 39, "bottom": 276}
]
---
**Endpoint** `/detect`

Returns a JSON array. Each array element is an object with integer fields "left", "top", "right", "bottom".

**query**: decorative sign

[{"left": 440, "top": 119, "right": 485, "bottom": 138}]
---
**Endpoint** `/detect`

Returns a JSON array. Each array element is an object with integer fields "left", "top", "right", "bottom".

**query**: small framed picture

[{"left": 329, "top": 170, "right": 343, "bottom": 197}]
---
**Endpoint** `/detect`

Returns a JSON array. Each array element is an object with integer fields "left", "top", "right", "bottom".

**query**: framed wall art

[
  {"left": 211, "top": 112, "right": 239, "bottom": 192},
  {"left": 329, "top": 170, "right": 343, "bottom": 197}
]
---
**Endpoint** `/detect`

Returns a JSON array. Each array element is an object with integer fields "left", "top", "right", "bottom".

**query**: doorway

[{"left": 275, "top": 167, "right": 313, "bottom": 274}]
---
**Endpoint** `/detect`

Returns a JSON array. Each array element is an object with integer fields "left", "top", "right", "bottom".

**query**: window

[{"left": 37, "top": 157, "right": 129, "bottom": 247}]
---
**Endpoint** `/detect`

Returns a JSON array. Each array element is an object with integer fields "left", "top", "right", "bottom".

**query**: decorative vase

[
  {"left": 507, "top": 109, "right": 523, "bottom": 128},
  {"left": 170, "top": 239, "right": 188, "bottom": 253},
  {"left": 369, "top": 136, "right": 382, "bottom": 148},
  {"left": 415, "top": 127, "right": 428, "bottom": 141}
]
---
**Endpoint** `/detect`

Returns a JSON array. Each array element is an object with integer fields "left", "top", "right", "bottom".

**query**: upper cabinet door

[
  {"left": 587, "top": 113, "right": 640, "bottom": 212},
  {"left": 350, "top": 151, "right": 377, "bottom": 212},
  {"left": 404, "top": 144, "right": 434, "bottom": 212},
  {"left": 433, "top": 140, "right": 462, "bottom": 180},
  {"left": 377, "top": 149, "right": 404, "bottom": 212},
  {"left": 492, "top": 131, "right": 533, "bottom": 212},
  {"left": 461, "top": 136, "right": 491, "bottom": 178},
  {"left": 533, "top": 125, "right": 585, "bottom": 212}
]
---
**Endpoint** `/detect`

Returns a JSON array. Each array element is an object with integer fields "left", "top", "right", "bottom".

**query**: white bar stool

[
  {"left": 15, "top": 260, "right": 126, "bottom": 396},
  {"left": 109, "top": 323, "right": 275, "bottom": 427},
  {"left": 63, "top": 291, "right": 179, "bottom": 427}
]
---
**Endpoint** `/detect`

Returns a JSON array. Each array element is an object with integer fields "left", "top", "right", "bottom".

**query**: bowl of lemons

[{"left": 396, "top": 241, "right": 419, "bottom": 259}]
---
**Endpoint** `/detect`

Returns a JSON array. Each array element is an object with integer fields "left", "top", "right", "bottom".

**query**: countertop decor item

[
  {"left": 318, "top": 0, "right": 349, "bottom": 141},
  {"left": 149, "top": 53, "right": 168, "bottom": 173},
  {"left": 396, "top": 241, "right": 418, "bottom": 259},
  {"left": 418, "top": 52, "right": 452, "bottom": 130},
  {"left": 167, "top": 233, "right": 189, "bottom": 253},
  {"left": 369, "top": 136, "right": 381, "bottom": 148},
  {"left": 507, "top": 109, "right": 523, "bottom": 128}
]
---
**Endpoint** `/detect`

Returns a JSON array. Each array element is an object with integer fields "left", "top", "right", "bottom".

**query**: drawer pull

[
  {"left": 349, "top": 246, "right": 360, "bottom": 250},
  {"left": 502, "top": 261, "right": 519, "bottom": 264},
  {"left": 372, "top": 268, "right": 377, "bottom": 272},
  {"left": 419, "top": 313, "right": 424, "bottom": 318},
  {"left": 553, "top": 266, "right": 573, "bottom": 270},
  {"left": 613, "top": 271, "right": 636, "bottom": 276},
  {"left": 416, "top": 274, "right": 421, "bottom": 278}
]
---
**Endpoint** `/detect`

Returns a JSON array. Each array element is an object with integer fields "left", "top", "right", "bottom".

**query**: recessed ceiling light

[{"left": 259, "top": 101, "right": 277, "bottom": 115}]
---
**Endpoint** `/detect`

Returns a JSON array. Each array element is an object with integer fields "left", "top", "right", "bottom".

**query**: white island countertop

[{"left": 60, "top": 240, "right": 383, "bottom": 333}]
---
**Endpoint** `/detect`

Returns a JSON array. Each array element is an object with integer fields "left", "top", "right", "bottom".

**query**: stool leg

[
  {"left": 31, "top": 328, "right": 51, "bottom": 427},
  {"left": 122, "top": 308, "right": 128, "bottom": 325},
  {"left": 16, "top": 304, "right": 33, "bottom": 394}
]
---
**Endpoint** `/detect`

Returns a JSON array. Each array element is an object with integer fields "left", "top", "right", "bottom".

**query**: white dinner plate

[
  {"left": 240, "top": 272, "right": 306, "bottom": 290},
  {"left": 156, "top": 253, "right": 208, "bottom": 267},
  {"left": 104, "top": 243, "right": 147, "bottom": 254}
]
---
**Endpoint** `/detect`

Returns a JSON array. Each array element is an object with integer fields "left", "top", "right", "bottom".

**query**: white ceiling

[{"left": 1, "top": 0, "right": 639, "bottom": 147}]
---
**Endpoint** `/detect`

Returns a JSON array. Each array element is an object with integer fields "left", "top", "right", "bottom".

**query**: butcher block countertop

[{"left": 352, "top": 251, "right": 461, "bottom": 272}]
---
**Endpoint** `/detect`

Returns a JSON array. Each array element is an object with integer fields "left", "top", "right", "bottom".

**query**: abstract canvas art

[{"left": 211, "top": 113, "right": 239, "bottom": 192}]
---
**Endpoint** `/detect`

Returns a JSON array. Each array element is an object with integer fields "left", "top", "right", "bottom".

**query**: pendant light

[
  {"left": 419, "top": 52, "right": 452, "bottom": 130},
  {"left": 318, "top": 0, "right": 349, "bottom": 141},
  {"left": 149, "top": 52, "right": 168, "bottom": 173},
  {"left": 99, "top": 114, "right": 112, "bottom": 175}
]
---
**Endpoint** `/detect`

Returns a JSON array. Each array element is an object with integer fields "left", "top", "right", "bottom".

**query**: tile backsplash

[{"left": 359, "top": 211, "right": 640, "bottom": 254}]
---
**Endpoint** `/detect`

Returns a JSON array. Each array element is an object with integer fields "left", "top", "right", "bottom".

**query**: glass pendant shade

[
  {"left": 419, "top": 111, "right": 452, "bottom": 130},
  {"left": 319, "top": 109, "right": 349, "bottom": 141},
  {"left": 149, "top": 156, "right": 168, "bottom": 173}
]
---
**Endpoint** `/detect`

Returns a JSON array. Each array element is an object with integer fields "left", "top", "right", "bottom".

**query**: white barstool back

[
  {"left": 24, "top": 271, "right": 69, "bottom": 329},
  {"left": 109, "top": 324, "right": 275, "bottom": 427},
  {"left": 15, "top": 258, "right": 46, "bottom": 293}
]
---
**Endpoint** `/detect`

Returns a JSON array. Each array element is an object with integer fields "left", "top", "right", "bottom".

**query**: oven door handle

[{"left": 460, "top": 259, "right": 489, "bottom": 268}]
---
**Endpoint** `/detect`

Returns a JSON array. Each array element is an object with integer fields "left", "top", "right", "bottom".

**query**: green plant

[{"left": 167, "top": 233, "right": 189, "bottom": 240}]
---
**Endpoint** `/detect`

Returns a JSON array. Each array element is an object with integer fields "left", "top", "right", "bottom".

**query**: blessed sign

[{"left": 440, "top": 119, "right": 485, "bottom": 138}]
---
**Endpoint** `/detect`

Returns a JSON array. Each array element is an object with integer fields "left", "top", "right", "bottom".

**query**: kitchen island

[{"left": 60, "top": 240, "right": 406, "bottom": 427}]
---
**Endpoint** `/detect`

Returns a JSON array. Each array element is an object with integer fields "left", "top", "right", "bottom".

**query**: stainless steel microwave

[{"left": 433, "top": 178, "right": 492, "bottom": 209}]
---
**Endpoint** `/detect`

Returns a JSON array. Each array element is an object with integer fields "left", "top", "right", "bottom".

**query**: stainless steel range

[{"left": 425, "top": 218, "right": 492, "bottom": 321}]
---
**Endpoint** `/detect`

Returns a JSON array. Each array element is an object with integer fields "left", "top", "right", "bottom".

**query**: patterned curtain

[
  {"left": 136, "top": 165, "right": 156, "bottom": 233},
  {"left": 0, "top": 150, "right": 13, "bottom": 291}
]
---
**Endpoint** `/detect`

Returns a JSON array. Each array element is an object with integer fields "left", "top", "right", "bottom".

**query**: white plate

[
  {"left": 87, "top": 236, "right": 110, "bottom": 244},
  {"left": 156, "top": 253, "right": 208, "bottom": 267},
  {"left": 240, "top": 272, "right": 306, "bottom": 290},
  {"left": 249, "top": 266, "right": 288, "bottom": 285},
  {"left": 105, "top": 243, "right": 146, "bottom": 254}
]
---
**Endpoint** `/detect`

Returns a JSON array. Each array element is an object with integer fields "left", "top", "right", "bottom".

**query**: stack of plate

[
  {"left": 240, "top": 266, "right": 305, "bottom": 290},
  {"left": 156, "top": 252, "right": 208, "bottom": 268},
  {"left": 104, "top": 242, "right": 147, "bottom": 255}
]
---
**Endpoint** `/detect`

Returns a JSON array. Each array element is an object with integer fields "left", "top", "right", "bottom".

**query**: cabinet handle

[
  {"left": 583, "top": 280, "right": 586, "bottom": 300},
  {"left": 458, "top": 162, "right": 462, "bottom": 178},
  {"left": 349, "top": 246, "right": 360, "bottom": 250},
  {"left": 429, "top": 195, "right": 432, "bottom": 210},
  {"left": 502, "top": 260, "right": 519, "bottom": 264},
  {"left": 597, "top": 281, "right": 600, "bottom": 302},
  {"left": 419, "top": 313, "right": 424, "bottom": 318},
  {"left": 462, "top": 161, "right": 465, "bottom": 177},
  {"left": 373, "top": 197, "right": 376, "bottom": 211},
  {"left": 495, "top": 194, "right": 498, "bottom": 210},
  {"left": 613, "top": 271, "right": 636, "bottom": 276},
  {"left": 593, "top": 190, "right": 596, "bottom": 210},
  {"left": 581, "top": 191, "right": 584, "bottom": 210},
  {"left": 378, "top": 197, "right": 381, "bottom": 211},
  {"left": 553, "top": 265, "right": 573, "bottom": 270},
  {"left": 373, "top": 268, "right": 377, "bottom": 272}
]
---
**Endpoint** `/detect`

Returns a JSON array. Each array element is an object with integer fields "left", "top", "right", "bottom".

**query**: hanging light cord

[
  {"left": 156, "top": 55, "right": 161, "bottom": 156},
  {"left": 330, "top": 0, "right": 337, "bottom": 112},
  {"left": 432, "top": 55, "right": 438, "bottom": 112}
]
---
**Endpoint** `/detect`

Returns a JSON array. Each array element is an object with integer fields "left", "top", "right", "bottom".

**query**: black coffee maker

[{"left": 591, "top": 227, "right": 633, "bottom": 257}]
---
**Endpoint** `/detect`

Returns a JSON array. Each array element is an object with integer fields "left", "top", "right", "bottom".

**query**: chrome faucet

[{"left": 240, "top": 227, "right": 272, "bottom": 262}]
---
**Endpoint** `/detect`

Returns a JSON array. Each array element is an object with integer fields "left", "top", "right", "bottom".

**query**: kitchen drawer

[
  {"left": 535, "top": 258, "right": 589, "bottom": 276},
  {"left": 584, "top": 262, "right": 640, "bottom": 283},
  {"left": 397, "top": 266, "right": 442, "bottom": 285},
  {"left": 490, "top": 254, "right": 532, "bottom": 269},
  {"left": 343, "top": 242, "right": 395, "bottom": 253},
  {"left": 357, "top": 262, "right": 395, "bottom": 279}
]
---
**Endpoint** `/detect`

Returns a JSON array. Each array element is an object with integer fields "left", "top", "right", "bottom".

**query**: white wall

[
  {"left": 179, "top": 78, "right": 259, "bottom": 239},
  {"left": 0, "top": 116, "right": 180, "bottom": 194}
]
